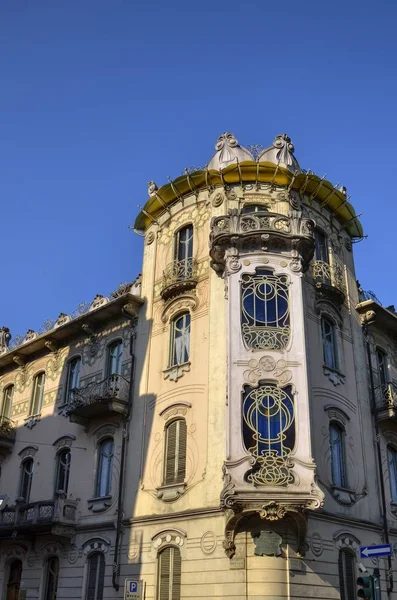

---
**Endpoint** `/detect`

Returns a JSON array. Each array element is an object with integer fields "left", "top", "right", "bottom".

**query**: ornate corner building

[{"left": 0, "top": 132, "right": 396, "bottom": 600}]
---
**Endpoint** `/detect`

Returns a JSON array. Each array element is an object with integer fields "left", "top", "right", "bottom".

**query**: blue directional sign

[{"left": 360, "top": 544, "right": 392, "bottom": 558}]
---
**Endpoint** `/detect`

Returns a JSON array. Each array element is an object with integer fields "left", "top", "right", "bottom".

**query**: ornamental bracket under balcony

[
  {"left": 209, "top": 209, "right": 315, "bottom": 275},
  {"left": 63, "top": 374, "right": 129, "bottom": 426},
  {"left": 161, "top": 258, "right": 199, "bottom": 300}
]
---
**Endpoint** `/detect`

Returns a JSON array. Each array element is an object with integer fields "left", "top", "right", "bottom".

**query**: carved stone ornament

[
  {"left": 23, "top": 329, "right": 38, "bottom": 343},
  {"left": 0, "top": 327, "right": 11, "bottom": 355},
  {"left": 146, "top": 231, "right": 155, "bottom": 245},
  {"left": 207, "top": 132, "right": 254, "bottom": 170},
  {"left": 323, "top": 366, "right": 345, "bottom": 386},
  {"left": 211, "top": 192, "right": 224, "bottom": 208},
  {"left": 89, "top": 294, "right": 109, "bottom": 311},
  {"left": 163, "top": 362, "right": 191, "bottom": 382},
  {"left": 257, "top": 134, "right": 301, "bottom": 173},
  {"left": 224, "top": 247, "right": 241, "bottom": 276},
  {"left": 360, "top": 310, "right": 376, "bottom": 325},
  {"left": 259, "top": 502, "right": 286, "bottom": 521},
  {"left": 24, "top": 415, "right": 41, "bottom": 429},
  {"left": 238, "top": 356, "right": 299, "bottom": 387},
  {"left": 54, "top": 313, "right": 71, "bottom": 328},
  {"left": 148, "top": 181, "right": 158, "bottom": 196},
  {"left": 252, "top": 531, "right": 282, "bottom": 556},
  {"left": 157, "top": 482, "right": 187, "bottom": 502},
  {"left": 152, "top": 529, "right": 186, "bottom": 551}
]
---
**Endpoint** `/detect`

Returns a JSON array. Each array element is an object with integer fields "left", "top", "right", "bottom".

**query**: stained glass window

[
  {"left": 242, "top": 383, "right": 295, "bottom": 486},
  {"left": 241, "top": 269, "right": 290, "bottom": 350}
]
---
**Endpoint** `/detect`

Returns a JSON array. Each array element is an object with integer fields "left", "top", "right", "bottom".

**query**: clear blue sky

[{"left": 1, "top": 0, "right": 396, "bottom": 338}]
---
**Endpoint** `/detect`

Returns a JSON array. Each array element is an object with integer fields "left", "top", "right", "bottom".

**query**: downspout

[
  {"left": 363, "top": 322, "right": 393, "bottom": 596},
  {"left": 112, "top": 311, "right": 138, "bottom": 591}
]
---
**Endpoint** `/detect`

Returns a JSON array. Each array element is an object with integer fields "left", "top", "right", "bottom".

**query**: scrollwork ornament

[
  {"left": 289, "top": 257, "right": 302, "bottom": 272},
  {"left": 146, "top": 231, "right": 155, "bottom": 245},
  {"left": 224, "top": 247, "right": 241, "bottom": 276},
  {"left": 211, "top": 192, "right": 224, "bottom": 207},
  {"left": 259, "top": 502, "right": 286, "bottom": 521}
]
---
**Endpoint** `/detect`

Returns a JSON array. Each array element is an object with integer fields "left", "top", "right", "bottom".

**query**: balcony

[
  {"left": 0, "top": 498, "right": 77, "bottom": 539},
  {"left": 161, "top": 258, "right": 198, "bottom": 300},
  {"left": 312, "top": 257, "right": 346, "bottom": 304},
  {"left": 0, "top": 416, "right": 16, "bottom": 451},
  {"left": 210, "top": 210, "right": 315, "bottom": 274},
  {"left": 373, "top": 383, "right": 397, "bottom": 423},
  {"left": 65, "top": 374, "right": 129, "bottom": 425}
]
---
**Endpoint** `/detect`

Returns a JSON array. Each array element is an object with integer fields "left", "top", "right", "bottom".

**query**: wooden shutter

[
  {"left": 176, "top": 421, "right": 187, "bottom": 484},
  {"left": 164, "top": 420, "right": 187, "bottom": 485},
  {"left": 158, "top": 547, "right": 181, "bottom": 600}
]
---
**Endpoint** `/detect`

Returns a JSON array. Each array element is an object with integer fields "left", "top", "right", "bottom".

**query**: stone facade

[{"left": 0, "top": 132, "right": 396, "bottom": 600}]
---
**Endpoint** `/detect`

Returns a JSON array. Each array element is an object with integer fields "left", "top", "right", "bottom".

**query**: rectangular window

[
  {"left": 1, "top": 386, "right": 14, "bottom": 419},
  {"left": 329, "top": 423, "right": 346, "bottom": 488},
  {"left": 338, "top": 550, "right": 356, "bottom": 600},
  {"left": 164, "top": 420, "right": 187, "bottom": 486},
  {"left": 19, "top": 458, "right": 33, "bottom": 502},
  {"left": 169, "top": 314, "right": 190, "bottom": 367},
  {"left": 86, "top": 553, "right": 105, "bottom": 600},
  {"left": 321, "top": 318, "right": 337, "bottom": 370},
  {"left": 66, "top": 358, "right": 81, "bottom": 403},
  {"left": 31, "top": 373, "right": 45, "bottom": 415},
  {"left": 388, "top": 446, "right": 397, "bottom": 503},
  {"left": 314, "top": 229, "right": 329, "bottom": 263},
  {"left": 96, "top": 439, "right": 114, "bottom": 497},
  {"left": 158, "top": 547, "right": 181, "bottom": 600}
]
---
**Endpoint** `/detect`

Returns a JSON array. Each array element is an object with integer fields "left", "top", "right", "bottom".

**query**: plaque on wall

[{"left": 253, "top": 531, "right": 282, "bottom": 556}]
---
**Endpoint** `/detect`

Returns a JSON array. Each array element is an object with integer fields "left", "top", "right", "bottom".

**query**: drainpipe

[
  {"left": 112, "top": 312, "right": 137, "bottom": 591},
  {"left": 363, "top": 323, "right": 393, "bottom": 595}
]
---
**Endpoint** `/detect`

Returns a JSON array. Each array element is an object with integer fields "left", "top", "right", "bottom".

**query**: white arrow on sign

[{"left": 361, "top": 546, "right": 391, "bottom": 557}]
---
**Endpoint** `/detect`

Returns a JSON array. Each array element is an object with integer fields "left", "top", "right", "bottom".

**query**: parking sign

[{"left": 124, "top": 579, "right": 143, "bottom": 599}]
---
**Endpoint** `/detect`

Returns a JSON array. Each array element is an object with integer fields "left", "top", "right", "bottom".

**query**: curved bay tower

[{"left": 0, "top": 132, "right": 396, "bottom": 600}]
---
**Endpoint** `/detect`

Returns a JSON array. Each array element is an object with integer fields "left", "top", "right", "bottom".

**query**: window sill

[
  {"left": 323, "top": 365, "right": 345, "bottom": 386},
  {"left": 331, "top": 485, "right": 356, "bottom": 505},
  {"left": 156, "top": 482, "right": 186, "bottom": 502},
  {"left": 163, "top": 362, "right": 191, "bottom": 382},
  {"left": 87, "top": 495, "right": 112, "bottom": 512},
  {"left": 24, "top": 414, "right": 41, "bottom": 429}
]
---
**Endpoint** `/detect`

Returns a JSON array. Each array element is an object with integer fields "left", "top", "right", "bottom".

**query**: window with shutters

[
  {"left": 55, "top": 448, "right": 71, "bottom": 496},
  {"left": 107, "top": 340, "right": 123, "bottom": 377},
  {"left": 163, "top": 420, "right": 187, "bottom": 486},
  {"left": 30, "top": 372, "right": 45, "bottom": 415},
  {"left": 169, "top": 314, "right": 190, "bottom": 367},
  {"left": 157, "top": 547, "right": 181, "bottom": 600},
  {"left": 43, "top": 556, "right": 59, "bottom": 600},
  {"left": 95, "top": 438, "right": 114, "bottom": 497},
  {"left": 1, "top": 385, "right": 14, "bottom": 419},
  {"left": 338, "top": 549, "right": 356, "bottom": 600},
  {"left": 19, "top": 457, "right": 33, "bottom": 502},
  {"left": 86, "top": 553, "right": 105, "bottom": 600}
]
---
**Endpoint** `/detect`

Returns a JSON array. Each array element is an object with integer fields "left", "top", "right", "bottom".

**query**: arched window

[
  {"left": 6, "top": 559, "right": 22, "bottom": 600},
  {"left": 169, "top": 314, "right": 190, "bottom": 367},
  {"left": 86, "top": 553, "right": 105, "bottom": 600},
  {"left": 338, "top": 549, "right": 356, "bottom": 600},
  {"left": 1, "top": 385, "right": 14, "bottom": 419},
  {"left": 329, "top": 422, "right": 347, "bottom": 488},
  {"left": 55, "top": 448, "right": 71, "bottom": 495},
  {"left": 376, "top": 349, "right": 388, "bottom": 389},
  {"left": 43, "top": 556, "right": 59, "bottom": 600},
  {"left": 321, "top": 317, "right": 338, "bottom": 370},
  {"left": 96, "top": 438, "right": 114, "bottom": 497},
  {"left": 157, "top": 546, "right": 181, "bottom": 600},
  {"left": 66, "top": 357, "right": 81, "bottom": 403},
  {"left": 241, "top": 269, "right": 290, "bottom": 350},
  {"left": 164, "top": 419, "right": 187, "bottom": 486},
  {"left": 107, "top": 341, "right": 123, "bottom": 377},
  {"left": 314, "top": 229, "right": 329, "bottom": 263},
  {"left": 30, "top": 372, "right": 45, "bottom": 415},
  {"left": 19, "top": 457, "right": 34, "bottom": 502},
  {"left": 174, "top": 224, "right": 193, "bottom": 279},
  {"left": 388, "top": 445, "right": 397, "bottom": 503}
]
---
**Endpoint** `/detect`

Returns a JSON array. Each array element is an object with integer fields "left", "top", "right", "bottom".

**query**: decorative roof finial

[
  {"left": 148, "top": 181, "right": 158, "bottom": 197},
  {"left": 207, "top": 132, "right": 254, "bottom": 170},
  {"left": 0, "top": 327, "right": 11, "bottom": 355},
  {"left": 258, "top": 133, "right": 301, "bottom": 173}
]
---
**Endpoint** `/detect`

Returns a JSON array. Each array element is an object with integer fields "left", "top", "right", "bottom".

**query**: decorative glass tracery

[
  {"left": 241, "top": 269, "right": 290, "bottom": 350},
  {"left": 242, "top": 383, "right": 295, "bottom": 486}
]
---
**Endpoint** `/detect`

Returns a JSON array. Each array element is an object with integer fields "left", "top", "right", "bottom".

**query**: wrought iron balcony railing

[
  {"left": 161, "top": 258, "right": 198, "bottom": 300},
  {"left": 312, "top": 257, "right": 346, "bottom": 303},
  {"left": 0, "top": 416, "right": 16, "bottom": 450},
  {"left": 65, "top": 374, "right": 129, "bottom": 424},
  {"left": 0, "top": 498, "right": 77, "bottom": 538},
  {"left": 374, "top": 383, "right": 397, "bottom": 419}
]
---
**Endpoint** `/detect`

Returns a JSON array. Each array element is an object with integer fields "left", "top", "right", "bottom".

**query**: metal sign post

[{"left": 124, "top": 579, "right": 144, "bottom": 600}]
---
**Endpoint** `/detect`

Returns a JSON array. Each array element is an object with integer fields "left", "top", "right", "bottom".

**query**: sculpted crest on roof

[{"left": 206, "top": 132, "right": 300, "bottom": 173}]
